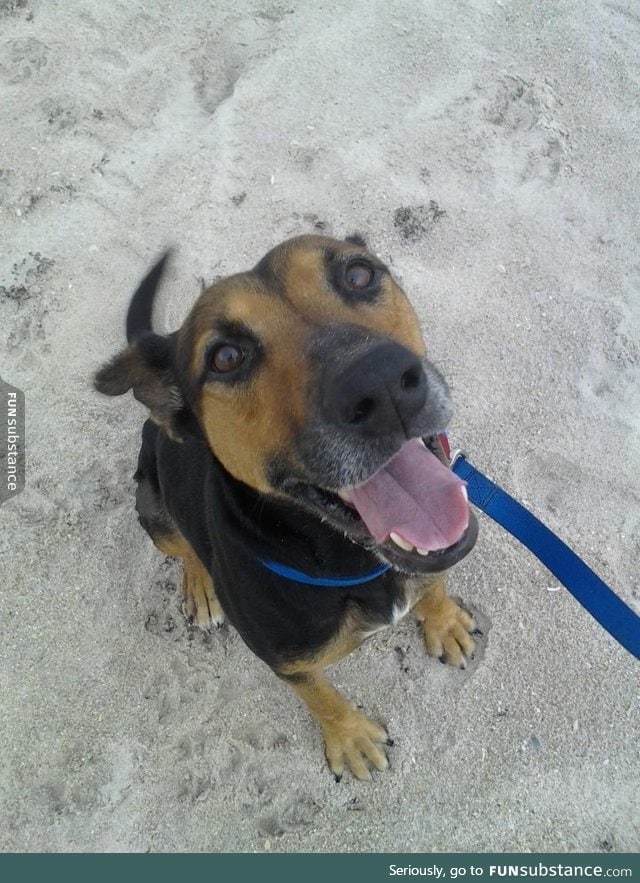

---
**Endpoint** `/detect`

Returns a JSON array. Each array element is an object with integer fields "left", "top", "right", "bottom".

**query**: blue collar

[{"left": 257, "top": 557, "right": 391, "bottom": 588}]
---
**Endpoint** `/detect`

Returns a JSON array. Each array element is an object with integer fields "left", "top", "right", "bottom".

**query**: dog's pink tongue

[{"left": 346, "top": 439, "right": 469, "bottom": 551}]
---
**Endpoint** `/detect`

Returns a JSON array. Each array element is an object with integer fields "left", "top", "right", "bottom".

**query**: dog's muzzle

[{"left": 320, "top": 341, "right": 428, "bottom": 437}]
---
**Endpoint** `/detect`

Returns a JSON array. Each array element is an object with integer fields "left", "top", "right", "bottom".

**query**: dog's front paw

[
  {"left": 181, "top": 560, "right": 225, "bottom": 630},
  {"left": 322, "top": 709, "right": 391, "bottom": 781},
  {"left": 421, "top": 597, "right": 476, "bottom": 667}
]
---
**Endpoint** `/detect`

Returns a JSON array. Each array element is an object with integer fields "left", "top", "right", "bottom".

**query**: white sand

[{"left": 1, "top": 0, "right": 638, "bottom": 853}]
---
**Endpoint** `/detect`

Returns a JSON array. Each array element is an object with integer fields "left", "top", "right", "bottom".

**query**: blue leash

[{"left": 452, "top": 452, "right": 640, "bottom": 661}]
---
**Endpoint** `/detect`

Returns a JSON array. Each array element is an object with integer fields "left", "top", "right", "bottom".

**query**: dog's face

[{"left": 97, "top": 234, "right": 477, "bottom": 574}]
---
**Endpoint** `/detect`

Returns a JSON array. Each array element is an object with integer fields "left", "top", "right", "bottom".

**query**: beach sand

[{"left": 1, "top": 0, "right": 638, "bottom": 852}]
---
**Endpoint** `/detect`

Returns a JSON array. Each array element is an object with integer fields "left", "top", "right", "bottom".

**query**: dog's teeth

[
  {"left": 416, "top": 547, "right": 430, "bottom": 556},
  {"left": 390, "top": 532, "right": 414, "bottom": 552}
]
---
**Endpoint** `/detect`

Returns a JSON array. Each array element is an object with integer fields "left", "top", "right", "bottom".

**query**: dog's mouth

[{"left": 291, "top": 436, "right": 478, "bottom": 574}]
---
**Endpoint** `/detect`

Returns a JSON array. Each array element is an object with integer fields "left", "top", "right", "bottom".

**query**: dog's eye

[
  {"left": 210, "top": 343, "right": 245, "bottom": 373},
  {"left": 345, "top": 261, "right": 374, "bottom": 290}
]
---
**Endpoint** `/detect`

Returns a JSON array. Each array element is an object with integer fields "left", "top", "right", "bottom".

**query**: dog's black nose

[{"left": 322, "top": 342, "right": 427, "bottom": 436}]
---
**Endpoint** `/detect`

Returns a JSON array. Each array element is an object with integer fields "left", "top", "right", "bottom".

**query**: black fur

[
  {"left": 345, "top": 232, "right": 368, "bottom": 248},
  {"left": 136, "top": 419, "right": 404, "bottom": 668}
]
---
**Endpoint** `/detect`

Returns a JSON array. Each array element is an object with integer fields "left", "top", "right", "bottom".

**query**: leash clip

[
  {"left": 436, "top": 432, "right": 465, "bottom": 470},
  {"left": 449, "top": 447, "right": 466, "bottom": 469}
]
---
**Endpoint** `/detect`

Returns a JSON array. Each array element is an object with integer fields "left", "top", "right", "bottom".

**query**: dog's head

[{"left": 96, "top": 234, "right": 477, "bottom": 574}]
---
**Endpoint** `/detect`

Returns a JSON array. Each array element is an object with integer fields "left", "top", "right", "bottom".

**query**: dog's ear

[
  {"left": 345, "top": 232, "right": 368, "bottom": 248},
  {"left": 94, "top": 332, "right": 185, "bottom": 437}
]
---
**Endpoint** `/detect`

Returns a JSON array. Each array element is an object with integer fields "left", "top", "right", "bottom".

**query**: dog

[{"left": 95, "top": 233, "right": 479, "bottom": 780}]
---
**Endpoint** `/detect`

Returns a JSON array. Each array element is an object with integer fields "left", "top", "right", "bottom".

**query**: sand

[{"left": 1, "top": 0, "right": 638, "bottom": 854}]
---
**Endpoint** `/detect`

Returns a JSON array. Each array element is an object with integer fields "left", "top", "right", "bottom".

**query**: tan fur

[
  {"left": 187, "top": 281, "right": 313, "bottom": 491},
  {"left": 281, "top": 670, "right": 389, "bottom": 781},
  {"left": 276, "top": 572, "right": 475, "bottom": 775},
  {"left": 184, "top": 237, "right": 425, "bottom": 492},
  {"left": 153, "top": 531, "right": 224, "bottom": 628},
  {"left": 413, "top": 577, "right": 476, "bottom": 666}
]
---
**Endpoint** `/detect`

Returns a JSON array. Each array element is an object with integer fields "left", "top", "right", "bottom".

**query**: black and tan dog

[{"left": 95, "top": 234, "right": 479, "bottom": 780}]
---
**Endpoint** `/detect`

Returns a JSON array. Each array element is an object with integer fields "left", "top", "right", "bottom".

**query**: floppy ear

[{"left": 94, "top": 332, "right": 184, "bottom": 437}]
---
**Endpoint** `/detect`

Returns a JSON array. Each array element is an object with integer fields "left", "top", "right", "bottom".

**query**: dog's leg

[
  {"left": 413, "top": 576, "right": 475, "bottom": 666},
  {"left": 278, "top": 668, "right": 390, "bottom": 781},
  {"left": 135, "top": 472, "right": 224, "bottom": 628},
  {"left": 153, "top": 531, "right": 224, "bottom": 629}
]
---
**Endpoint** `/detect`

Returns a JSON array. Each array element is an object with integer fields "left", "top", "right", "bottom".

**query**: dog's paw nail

[
  {"left": 471, "top": 628, "right": 483, "bottom": 637},
  {"left": 438, "top": 655, "right": 447, "bottom": 665},
  {"left": 386, "top": 738, "right": 395, "bottom": 747},
  {"left": 334, "top": 773, "right": 343, "bottom": 783}
]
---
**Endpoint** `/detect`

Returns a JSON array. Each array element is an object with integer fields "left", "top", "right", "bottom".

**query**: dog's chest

[{"left": 357, "top": 577, "right": 430, "bottom": 639}]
